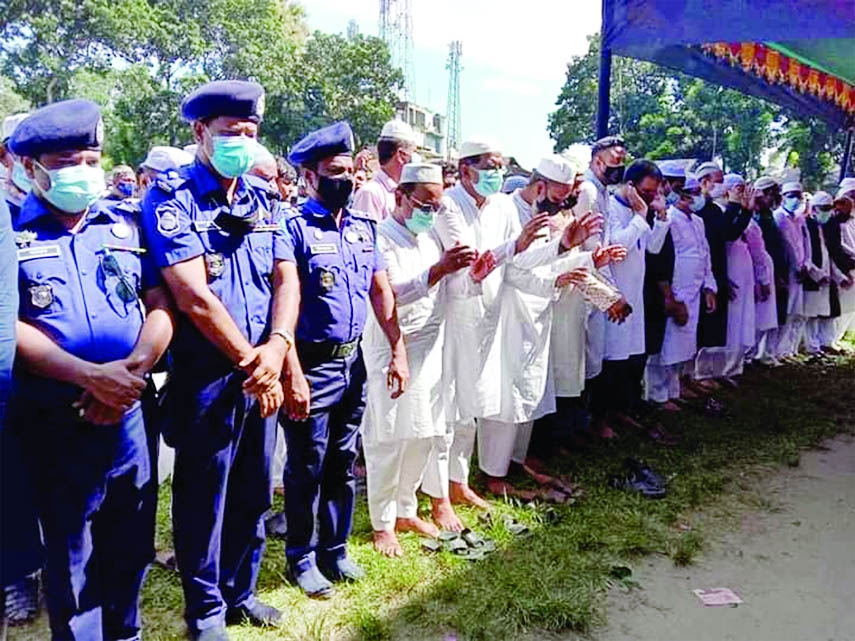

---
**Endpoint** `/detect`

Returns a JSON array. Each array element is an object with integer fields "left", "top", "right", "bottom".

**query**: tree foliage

[
  {"left": 548, "top": 35, "right": 844, "bottom": 188},
  {"left": 0, "top": 1, "right": 401, "bottom": 164}
]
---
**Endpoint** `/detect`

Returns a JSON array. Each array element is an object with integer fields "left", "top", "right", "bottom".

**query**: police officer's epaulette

[
  {"left": 112, "top": 197, "right": 142, "bottom": 217},
  {"left": 348, "top": 207, "right": 379, "bottom": 226}
]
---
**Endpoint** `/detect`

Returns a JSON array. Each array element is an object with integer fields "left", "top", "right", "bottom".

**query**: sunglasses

[{"left": 99, "top": 251, "right": 138, "bottom": 303}]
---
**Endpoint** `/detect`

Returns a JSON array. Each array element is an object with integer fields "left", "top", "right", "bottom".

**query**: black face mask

[
  {"left": 603, "top": 164, "right": 625, "bottom": 185},
  {"left": 536, "top": 197, "right": 563, "bottom": 215},
  {"left": 562, "top": 194, "right": 578, "bottom": 210},
  {"left": 316, "top": 175, "right": 353, "bottom": 211}
]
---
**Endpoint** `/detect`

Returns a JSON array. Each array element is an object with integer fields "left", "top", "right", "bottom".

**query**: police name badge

[
  {"left": 29, "top": 284, "right": 54, "bottom": 309},
  {"left": 111, "top": 221, "right": 132, "bottom": 239},
  {"left": 15, "top": 230, "right": 37, "bottom": 247},
  {"left": 310, "top": 243, "right": 337, "bottom": 255},
  {"left": 18, "top": 245, "right": 61, "bottom": 262},
  {"left": 205, "top": 252, "right": 225, "bottom": 279},
  {"left": 319, "top": 269, "right": 335, "bottom": 291},
  {"left": 156, "top": 204, "right": 180, "bottom": 237}
]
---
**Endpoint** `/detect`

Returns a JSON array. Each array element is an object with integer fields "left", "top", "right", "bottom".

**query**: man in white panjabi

[
  {"left": 362, "top": 163, "right": 478, "bottom": 556},
  {"left": 743, "top": 178, "right": 779, "bottom": 365},
  {"left": 773, "top": 181, "right": 809, "bottom": 358},
  {"left": 645, "top": 175, "right": 717, "bottom": 408},
  {"left": 350, "top": 119, "right": 416, "bottom": 221},
  {"left": 434, "top": 139, "right": 602, "bottom": 506},
  {"left": 801, "top": 191, "right": 838, "bottom": 354},
  {"left": 571, "top": 136, "right": 633, "bottom": 439}
]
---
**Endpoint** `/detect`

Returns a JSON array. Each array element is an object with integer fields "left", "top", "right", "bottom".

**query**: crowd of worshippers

[{"left": 1, "top": 79, "right": 854, "bottom": 641}]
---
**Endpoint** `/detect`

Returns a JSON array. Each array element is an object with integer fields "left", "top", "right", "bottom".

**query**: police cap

[
  {"left": 288, "top": 121, "right": 354, "bottom": 168},
  {"left": 9, "top": 99, "right": 103, "bottom": 158},
  {"left": 181, "top": 80, "right": 266, "bottom": 123}
]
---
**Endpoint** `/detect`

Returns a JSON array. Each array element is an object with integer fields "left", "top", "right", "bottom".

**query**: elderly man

[
  {"left": 362, "top": 163, "right": 477, "bottom": 556},
  {"left": 351, "top": 120, "right": 416, "bottom": 220},
  {"left": 773, "top": 181, "right": 809, "bottom": 359}
]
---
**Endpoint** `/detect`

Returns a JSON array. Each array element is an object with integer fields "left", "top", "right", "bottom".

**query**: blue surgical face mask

[
  {"left": 665, "top": 190, "right": 680, "bottom": 206},
  {"left": 11, "top": 161, "right": 32, "bottom": 193},
  {"left": 784, "top": 196, "right": 801, "bottom": 212},
  {"left": 689, "top": 194, "right": 706, "bottom": 212},
  {"left": 208, "top": 132, "right": 257, "bottom": 178},
  {"left": 116, "top": 182, "right": 135, "bottom": 197},
  {"left": 815, "top": 209, "right": 833, "bottom": 224},
  {"left": 36, "top": 161, "right": 105, "bottom": 214},
  {"left": 474, "top": 168, "right": 503, "bottom": 198}
]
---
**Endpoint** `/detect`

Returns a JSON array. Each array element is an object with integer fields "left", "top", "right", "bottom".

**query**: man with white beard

[
  {"left": 362, "top": 163, "right": 478, "bottom": 556},
  {"left": 434, "top": 139, "right": 602, "bottom": 506}
]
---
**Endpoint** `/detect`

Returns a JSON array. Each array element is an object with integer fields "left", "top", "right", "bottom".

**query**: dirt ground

[{"left": 584, "top": 433, "right": 855, "bottom": 641}]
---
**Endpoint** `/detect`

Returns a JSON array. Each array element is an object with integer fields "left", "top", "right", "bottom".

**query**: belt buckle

[{"left": 335, "top": 342, "right": 355, "bottom": 359}]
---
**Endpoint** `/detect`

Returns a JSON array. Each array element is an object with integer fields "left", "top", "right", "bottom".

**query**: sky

[{"left": 301, "top": 0, "right": 601, "bottom": 169}]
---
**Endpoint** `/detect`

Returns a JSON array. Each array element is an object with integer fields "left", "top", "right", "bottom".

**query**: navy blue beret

[
  {"left": 288, "top": 121, "right": 354, "bottom": 167},
  {"left": 181, "top": 80, "right": 265, "bottom": 123},
  {"left": 8, "top": 99, "right": 103, "bottom": 158}
]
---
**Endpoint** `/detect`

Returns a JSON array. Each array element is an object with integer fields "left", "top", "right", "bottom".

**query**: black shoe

[
  {"left": 193, "top": 626, "right": 229, "bottom": 641},
  {"left": 286, "top": 558, "right": 335, "bottom": 599},
  {"left": 225, "top": 598, "right": 282, "bottom": 627},
  {"left": 264, "top": 511, "right": 287, "bottom": 539},
  {"left": 318, "top": 556, "right": 365, "bottom": 583}
]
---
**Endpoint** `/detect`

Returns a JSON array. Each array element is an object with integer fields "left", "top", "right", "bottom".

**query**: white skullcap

[
  {"left": 183, "top": 144, "right": 198, "bottom": 156},
  {"left": 400, "top": 162, "right": 442, "bottom": 185},
  {"left": 838, "top": 177, "right": 855, "bottom": 192},
  {"left": 658, "top": 159, "right": 686, "bottom": 178},
  {"left": 781, "top": 181, "right": 803, "bottom": 194},
  {"left": 694, "top": 161, "right": 722, "bottom": 180},
  {"left": 812, "top": 191, "right": 833, "bottom": 206},
  {"left": 723, "top": 173, "right": 744, "bottom": 189},
  {"left": 535, "top": 154, "right": 576, "bottom": 186},
  {"left": 254, "top": 144, "right": 276, "bottom": 166},
  {"left": 683, "top": 175, "right": 700, "bottom": 191},
  {"left": 459, "top": 137, "right": 501, "bottom": 159},
  {"left": 837, "top": 187, "right": 855, "bottom": 200},
  {"left": 2, "top": 113, "right": 29, "bottom": 141},
  {"left": 754, "top": 176, "right": 778, "bottom": 191},
  {"left": 379, "top": 119, "right": 415, "bottom": 144},
  {"left": 141, "top": 146, "right": 194, "bottom": 173}
]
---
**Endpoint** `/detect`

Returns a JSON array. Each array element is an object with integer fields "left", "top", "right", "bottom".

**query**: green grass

[{"left": 9, "top": 348, "right": 855, "bottom": 641}]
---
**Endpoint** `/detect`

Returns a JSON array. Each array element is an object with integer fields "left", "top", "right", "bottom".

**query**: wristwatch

[{"left": 270, "top": 328, "right": 295, "bottom": 352}]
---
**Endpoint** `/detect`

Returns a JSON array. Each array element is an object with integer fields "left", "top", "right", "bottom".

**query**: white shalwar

[
  {"left": 350, "top": 168, "right": 397, "bottom": 221},
  {"left": 435, "top": 184, "right": 566, "bottom": 483},
  {"left": 836, "top": 216, "right": 855, "bottom": 340},
  {"left": 603, "top": 196, "right": 670, "bottom": 362},
  {"left": 801, "top": 221, "right": 839, "bottom": 353},
  {"left": 743, "top": 219, "right": 778, "bottom": 361},
  {"left": 645, "top": 206, "right": 716, "bottom": 403},
  {"left": 773, "top": 207, "right": 808, "bottom": 356},
  {"left": 361, "top": 217, "right": 450, "bottom": 531}
]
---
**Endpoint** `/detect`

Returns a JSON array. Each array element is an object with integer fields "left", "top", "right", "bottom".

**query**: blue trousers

[
  {"left": 282, "top": 349, "right": 366, "bottom": 566},
  {"left": 167, "top": 370, "right": 276, "bottom": 634},
  {"left": 12, "top": 395, "right": 152, "bottom": 641}
]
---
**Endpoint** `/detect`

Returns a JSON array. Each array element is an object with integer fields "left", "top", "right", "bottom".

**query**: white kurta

[
  {"left": 659, "top": 206, "right": 717, "bottom": 366},
  {"left": 775, "top": 207, "right": 807, "bottom": 317},
  {"left": 603, "top": 195, "right": 670, "bottom": 361},
  {"left": 745, "top": 219, "right": 778, "bottom": 333},
  {"left": 350, "top": 168, "right": 397, "bottom": 221},
  {"left": 837, "top": 216, "right": 855, "bottom": 315},
  {"left": 725, "top": 235, "right": 756, "bottom": 349}
]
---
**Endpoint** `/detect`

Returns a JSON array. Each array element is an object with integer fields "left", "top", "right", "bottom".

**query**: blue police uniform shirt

[
  {"left": 15, "top": 193, "right": 157, "bottom": 398},
  {"left": 279, "top": 198, "right": 385, "bottom": 344},
  {"left": 140, "top": 159, "right": 287, "bottom": 374}
]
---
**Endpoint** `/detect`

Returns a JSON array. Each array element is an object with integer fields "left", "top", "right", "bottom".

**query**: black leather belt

[{"left": 297, "top": 338, "right": 359, "bottom": 361}]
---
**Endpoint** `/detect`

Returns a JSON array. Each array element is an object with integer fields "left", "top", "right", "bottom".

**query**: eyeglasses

[
  {"left": 408, "top": 196, "right": 441, "bottom": 213},
  {"left": 99, "top": 250, "right": 138, "bottom": 303}
]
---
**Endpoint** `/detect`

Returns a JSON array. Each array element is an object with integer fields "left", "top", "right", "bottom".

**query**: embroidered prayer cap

[{"left": 400, "top": 162, "right": 442, "bottom": 186}]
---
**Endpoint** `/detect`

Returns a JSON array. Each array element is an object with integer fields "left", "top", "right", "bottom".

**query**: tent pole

[
  {"left": 840, "top": 128, "right": 853, "bottom": 181},
  {"left": 597, "top": 43, "right": 612, "bottom": 139}
]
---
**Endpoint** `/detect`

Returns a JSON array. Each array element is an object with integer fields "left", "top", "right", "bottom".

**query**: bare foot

[
  {"left": 396, "top": 516, "right": 439, "bottom": 538},
  {"left": 431, "top": 498, "right": 464, "bottom": 532},
  {"left": 485, "top": 477, "right": 538, "bottom": 501},
  {"left": 449, "top": 481, "right": 490, "bottom": 509},
  {"left": 373, "top": 530, "right": 403, "bottom": 557},
  {"left": 596, "top": 424, "right": 618, "bottom": 440},
  {"left": 660, "top": 401, "right": 682, "bottom": 412}
]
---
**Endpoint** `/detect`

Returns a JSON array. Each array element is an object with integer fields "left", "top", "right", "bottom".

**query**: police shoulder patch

[{"left": 155, "top": 203, "right": 181, "bottom": 237}]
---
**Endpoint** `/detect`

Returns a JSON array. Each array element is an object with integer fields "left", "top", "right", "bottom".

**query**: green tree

[{"left": 0, "top": 75, "right": 30, "bottom": 118}]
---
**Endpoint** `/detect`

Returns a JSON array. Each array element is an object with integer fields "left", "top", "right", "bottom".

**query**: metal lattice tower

[
  {"left": 379, "top": 0, "right": 415, "bottom": 100},
  {"left": 445, "top": 40, "right": 462, "bottom": 154}
]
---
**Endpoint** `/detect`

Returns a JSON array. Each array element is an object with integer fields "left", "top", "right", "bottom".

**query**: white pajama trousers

[
  {"left": 476, "top": 419, "right": 534, "bottom": 478},
  {"left": 772, "top": 315, "right": 806, "bottom": 357},
  {"left": 364, "top": 436, "right": 447, "bottom": 532},
  {"left": 836, "top": 312, "right": 855, "bottom": 342},
  {"left": 645, "top": 358, "right": 690, "bottom": 404}
]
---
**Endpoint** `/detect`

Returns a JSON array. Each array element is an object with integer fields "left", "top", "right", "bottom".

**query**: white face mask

[{"left": 708, "top": 183, "right": 727, "bottom": 200}]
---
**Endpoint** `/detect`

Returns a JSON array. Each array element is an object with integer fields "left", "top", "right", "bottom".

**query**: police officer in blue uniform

[
  {"left": 8, "top": 99, "right": 175, "bottom": 641},
  {"left": 140, "top": 80, "right": 288, "bottom": 641},
  {"left": 278, "top": 121, "right": 410, "bottom": 598}
]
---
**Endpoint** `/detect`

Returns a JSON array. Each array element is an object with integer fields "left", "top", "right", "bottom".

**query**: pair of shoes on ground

[
  {"left": 611, "top": 457, "right": 667, "bottom": 499},
  {"left": 192, "top": 599, "right": 283, "bottom": 640},
  {"left": 286, "top": 555, "right": 365, "bottom": 599}
]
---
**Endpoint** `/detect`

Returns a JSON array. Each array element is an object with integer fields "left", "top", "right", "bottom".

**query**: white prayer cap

[
  {"left": 459, "top": 137, "right": 501, "bottom": 159},
  {"left": 400, "top": 162, "right": 442, "bottom": 186},
  {"left": 812, "top": 191, "right": 833, "bottom": 207},
  {"left": 694, "top": 161, "right": 722, "bottom": 180},
  {"left": 2, "top": 113, "right": 29, "bottom": 141},
  {"left": 379, "top": 119, "right": 415, "bottom": 144},
  {"left": 183, "top": 143, "right": 198, "bottom": 156},
  {"left": 837, "top": 187, "right": 855, "bottom": 200},
  {"left": 535, "top": 154, "right": 576, "bottom": 186},
  {"left": 141, "top": 146, "right": 194, "bottom": 173},
  {"left": 502, "top": 175, "right": 528, "bottom": 194},
  {"left": 781, "top": 181, "right": 803, "bottom": 194},
  {"left": 723, "top": 173, "right": 744, "bottom": 190},
  {"left": 838, "top": 177, "right": 855, "bottom": 192},
  {"left": 754, "top": 176, "right": 778, "bottom": 191},
  {"left": 682, "top": 175, "right": 700, "bottom": 191},
  {"left": 658, "top": 159, "right": 686, "bottom": 178}
]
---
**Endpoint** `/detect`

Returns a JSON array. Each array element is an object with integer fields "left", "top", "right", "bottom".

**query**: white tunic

[
  {"left": 660, "top": 206, "right": 717, "bottom": 366},
  {"left": 744, "top": 219, "right": 778, "bottom": 333},
  {"left": 725, "top": 233, "right": 756, "bottom": 349},
  {"left": 838, "top": 217, "right": 855, "bottom": 314},
  {"left": 603, "top": 195, "right": 670, "bottom": 361},
  {"left": 362, "top": 218, "right": 447, "bottom": 443},
  {"left": 435, "top": 184, "right": 563, "bottom": 422},
  {"left": 774, "top": 207, "right": 807, "bottom": 316},
  {"left": 350, "top": 168, "right": 397, "bottom": 221}
]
